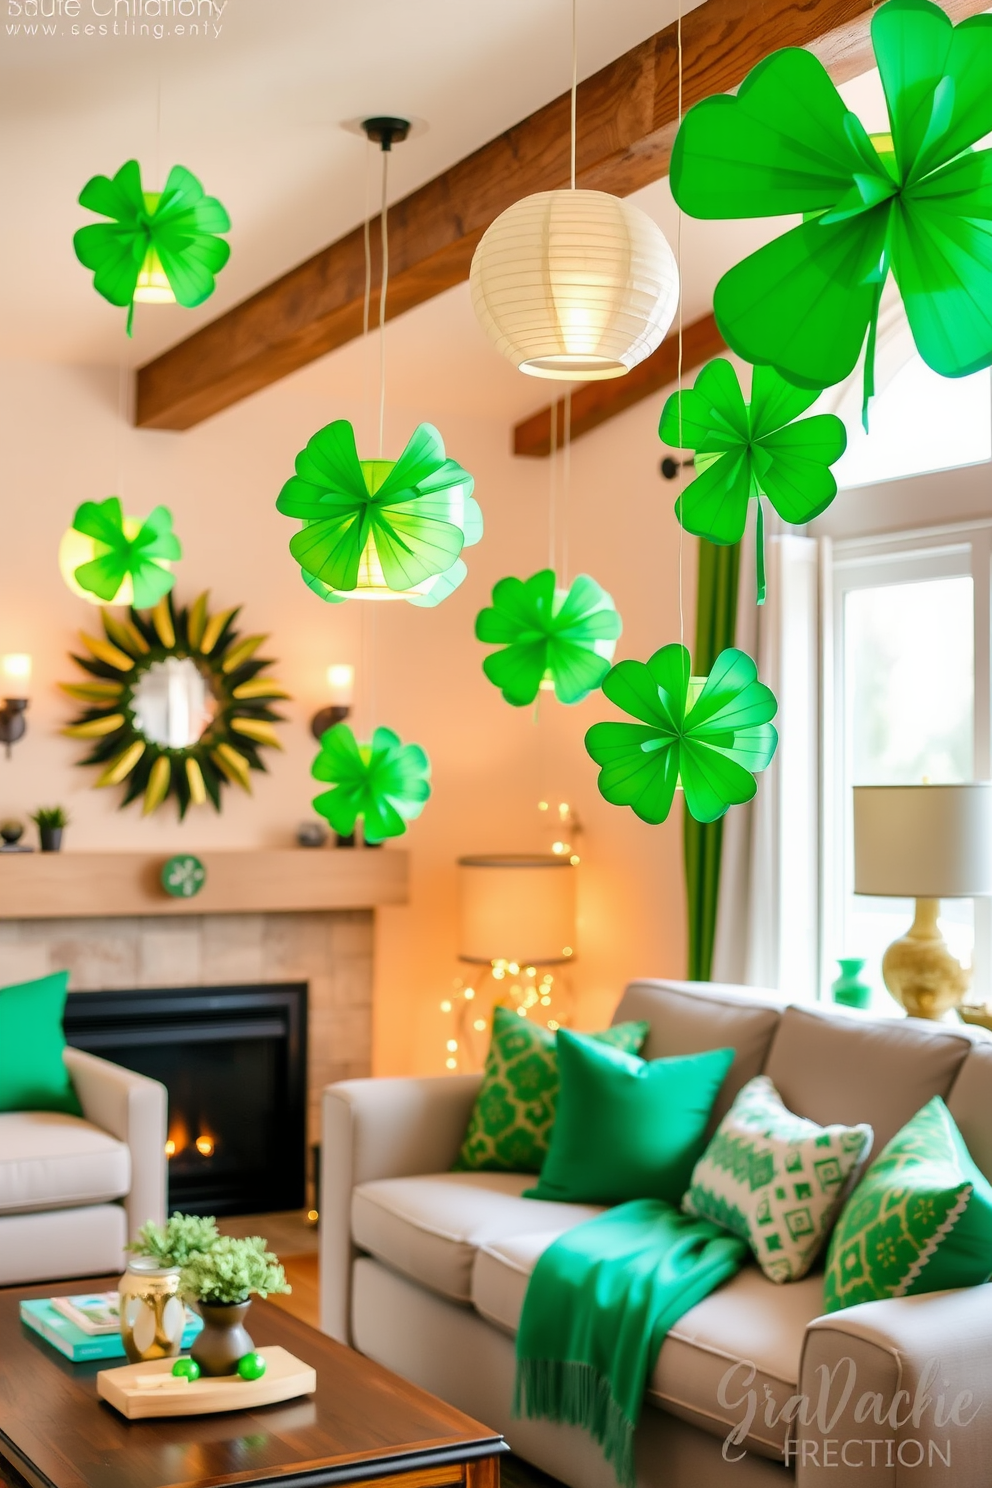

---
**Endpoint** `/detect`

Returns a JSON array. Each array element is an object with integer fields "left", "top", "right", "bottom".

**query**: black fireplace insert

[{"left": 64, "top": 983, "right": 307, "bottom": 1217}]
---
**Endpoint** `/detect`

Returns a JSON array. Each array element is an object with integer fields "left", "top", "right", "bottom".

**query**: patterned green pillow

[
  {"left": 683, "top": 1075, "right": 872, "bottom": 1283},
  {"left": 453, "top": 1008, "right": 649, "bottom": 1173},
  {"left": 823, "top": 1095, "right": 992, "bottom": 1313}
]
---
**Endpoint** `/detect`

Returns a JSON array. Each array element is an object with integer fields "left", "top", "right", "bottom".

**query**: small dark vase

[
  {"left": 39, "top": 826, "right": 63, "bottom": 853},
  {"left": 190, "top": 1299, "right": 254, "bottom": 1376}
]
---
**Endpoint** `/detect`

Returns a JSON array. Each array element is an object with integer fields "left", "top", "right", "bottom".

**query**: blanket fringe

[{"left": 515, "top": 1359, "right": 635, "bottom": 1488}]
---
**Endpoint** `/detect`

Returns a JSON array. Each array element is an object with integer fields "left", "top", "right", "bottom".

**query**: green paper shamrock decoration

[
  {"left": 585, "top": 644, "right": 778, "bottom": 825},
  {"left": 312, "top": 723, "right": 431, "bottom": 843},
  {"left": 74, "top": 160, "right": 231, "bottom": 335},
  {"left": 62, "top": 497, "right": 182, "bottom": 609},
  {"left": 475, "top": 570, "right": 622, "bottom": 706},
  {"left": 670, "top": 0, "right": 992, "bottom": 424},
  {"left": 277, "top": 421, "right": 480, "bottom": 607},
  {"left": 659, "top": 360, "right": 847, "bottom": 604}
]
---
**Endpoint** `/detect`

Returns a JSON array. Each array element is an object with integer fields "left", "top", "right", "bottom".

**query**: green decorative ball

[
  {"left": 172, "top": 1357, "right": 201, "bottom": 1381},
  {"left": 238, "top": 1352, "right": 266, "bottom": 1381}
]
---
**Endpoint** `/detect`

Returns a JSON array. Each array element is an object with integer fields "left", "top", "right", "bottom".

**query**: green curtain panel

[{"left": 685, "top": 539, "right": 740, "bottom": 980}]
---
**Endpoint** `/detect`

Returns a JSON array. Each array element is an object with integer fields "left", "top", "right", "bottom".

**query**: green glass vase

[{"left": 832, "top": 957, "right": 872, "bottom": 1011}]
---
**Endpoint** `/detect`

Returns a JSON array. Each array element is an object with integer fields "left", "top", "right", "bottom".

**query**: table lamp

[
  {"left": 853, "top": 784, "right": 992, "bottom": 1020},
  {"left": 443, "top": 854, "right": 577, "bottom": 1070}
]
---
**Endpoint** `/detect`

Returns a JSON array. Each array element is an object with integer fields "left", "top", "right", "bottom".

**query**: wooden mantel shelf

[{"left": 0, "top": 849, "right": 408, "bottom": 920}]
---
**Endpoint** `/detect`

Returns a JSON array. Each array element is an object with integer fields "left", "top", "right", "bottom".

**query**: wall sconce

[
  {"left": 0, "top": 655, "right": 31, "bottom": 758},
  {"left": 311, "top": 664, "right": 354, "bottom": 741}
]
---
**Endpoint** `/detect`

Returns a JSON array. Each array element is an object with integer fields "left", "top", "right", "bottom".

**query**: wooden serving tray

[{"left": 97, "top": 1346, "right": 316, "bottom": 1419}]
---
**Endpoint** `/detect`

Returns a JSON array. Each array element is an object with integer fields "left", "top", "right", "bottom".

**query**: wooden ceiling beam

[
  {"left": 513, "top": 312, "right": 726, "bottom": 457},
  {"left": 135, "top": 0, "right": 983, "bottom": 431}
]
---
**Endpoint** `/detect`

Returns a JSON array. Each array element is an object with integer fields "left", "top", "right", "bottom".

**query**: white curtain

[{"left": 711, "top": 527, "right": 820, "bottom": 998}]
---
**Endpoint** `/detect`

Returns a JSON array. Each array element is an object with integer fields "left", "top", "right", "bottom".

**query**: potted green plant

[
  {"left": 119, "top": 1214, "right": 221, "bottom": 1362},
  {"left": 31, "top": 806, "right": 69, "bottom": 853},
  {"left": 180, "top": 1235, "right": 290, "bottom": 1376}
]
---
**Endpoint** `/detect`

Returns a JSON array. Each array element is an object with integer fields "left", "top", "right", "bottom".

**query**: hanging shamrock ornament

[
  {"left": 277, "top": 421, "right": 481, "bottom": 606},
  {"left": 475, "top": 570, "right": 622, "bottom": 706},
  {"left": 311, "top": 723, "right": 432, "bottom": 843},
  {"left": 74, "top": 160, "right": 231, "bottom": 335},
  {"left": 659, "top": 360, "right": 846, "bottom": 604},
  {"left": 59, "top": 498, "right": 182, "bottom": 609},
  {"left": 585, "top": 644, "right": 778, "bottom": 825},
  {"left": 670, "top": 0, "right": 992, "bottom": 425}
]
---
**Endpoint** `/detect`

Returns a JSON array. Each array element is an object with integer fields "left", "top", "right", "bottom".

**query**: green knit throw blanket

[{"left": 514, "top": 1199, "right": 748, "bottom": 1487}]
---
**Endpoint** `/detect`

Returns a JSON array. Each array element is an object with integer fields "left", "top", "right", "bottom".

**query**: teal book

[{"left": 19, "top": 1298, "right": 202, "bottom": 1363}]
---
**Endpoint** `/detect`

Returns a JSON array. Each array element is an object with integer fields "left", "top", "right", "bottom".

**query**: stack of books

[{"left": 19, "top": 1291, "right": 202, "bottom": 1362}]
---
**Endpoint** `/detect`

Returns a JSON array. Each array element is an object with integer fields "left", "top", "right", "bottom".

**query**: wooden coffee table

[{"left": 0, "top": 1280, "right": 506, "bottom": 1488}]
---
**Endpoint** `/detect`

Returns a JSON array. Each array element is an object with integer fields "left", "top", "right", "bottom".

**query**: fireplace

[{"left": 64, "top": 983, "right": 307, "bottom": 1217}]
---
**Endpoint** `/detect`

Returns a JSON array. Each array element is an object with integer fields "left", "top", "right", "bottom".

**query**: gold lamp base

[{"left": 882, "top": 897, "right": 970, "bottom": 1020}]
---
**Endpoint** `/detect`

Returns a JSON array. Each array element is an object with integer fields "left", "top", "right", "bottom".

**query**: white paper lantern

[{"left": 470, "top": 189, "right": 680, "bottom": 381}]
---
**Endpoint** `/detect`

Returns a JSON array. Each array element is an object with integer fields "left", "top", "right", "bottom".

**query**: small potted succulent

[
  {"left": 181, "top": 1235, "right": 290, "bottom": 1377},
  {"left": 31, "top": 805, "right": 69, "bottom": 853}
]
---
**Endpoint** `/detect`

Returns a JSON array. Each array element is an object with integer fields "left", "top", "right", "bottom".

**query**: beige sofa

[
  {"left": 321, "top": 981, "right": 992, "bottom": 1487},
  {"left": 0, "top": 1048, "right": 167, "bottom": 1286}
]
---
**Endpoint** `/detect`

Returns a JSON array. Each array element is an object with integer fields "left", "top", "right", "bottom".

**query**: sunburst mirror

[{"left": 61, "top": 592, "right": 289, "bottom": 817}]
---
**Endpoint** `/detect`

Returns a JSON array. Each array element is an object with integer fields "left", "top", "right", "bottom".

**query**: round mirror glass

[{"left": 131, "top": 656, "right": 216, "bottom": 748}]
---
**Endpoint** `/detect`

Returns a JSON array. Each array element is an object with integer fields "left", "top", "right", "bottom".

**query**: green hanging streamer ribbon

[{"left": 755, "top": 498, "right": 766, "bottom": 607}]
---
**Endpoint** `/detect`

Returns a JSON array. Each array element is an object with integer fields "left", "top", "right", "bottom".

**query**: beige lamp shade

[
  {"left": 469, "top": 190, "right": 679, "bottom": 381},
  {"left": 458, "top": 854, "right": 576, "bottom": 964},
  {"left": 853, "top": 784, "right": 992, "bottom": 898}
]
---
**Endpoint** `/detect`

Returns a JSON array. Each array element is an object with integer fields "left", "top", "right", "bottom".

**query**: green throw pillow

[
  {"left": 0, "top": 971, "right": 82, "bottom": 1115},
  {"left": 824, "top": 1096, "right": 992, "bottom": 1313},
  {"left": 524, "top": 1030, "right": 734, "bottom": 1205},
  {"left": 454, "top": 1007, "right": 649, "bottom": 1172},
  {"left": 683, "top": 1075, "right": 873, "bottom": 1283}
]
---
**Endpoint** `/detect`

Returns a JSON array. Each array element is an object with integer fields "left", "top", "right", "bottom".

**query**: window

[
  {"left": 815, "top": 296, "right": 992, "bottom": 491},
  {"left": 826, "top": 524, "right": 992, "bottom": 1008}
]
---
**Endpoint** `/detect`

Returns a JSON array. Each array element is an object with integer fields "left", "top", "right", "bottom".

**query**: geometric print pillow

[
  {"left": 823, "top": 1095, "right": 992, "bottom": 1313},
  {"left": 452, "top": 1007, "right": 649, "bottom": 1174},
  {"left": 683, "top": 1075, "right": 873, "bottom": 1283}
]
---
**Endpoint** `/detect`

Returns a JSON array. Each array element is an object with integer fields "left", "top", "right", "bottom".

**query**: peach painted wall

[{"left": 0, "top": 344, "right": 693, "bottom": 1075}]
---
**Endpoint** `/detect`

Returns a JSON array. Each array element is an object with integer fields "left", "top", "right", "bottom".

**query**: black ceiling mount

[{"left": 361, "top": 116, "right": 411, "bottom": 151}]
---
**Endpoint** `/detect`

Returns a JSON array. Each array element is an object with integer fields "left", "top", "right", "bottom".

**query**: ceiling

[{"left": 0, "top": 0, "right": 889, "bottom": 424}]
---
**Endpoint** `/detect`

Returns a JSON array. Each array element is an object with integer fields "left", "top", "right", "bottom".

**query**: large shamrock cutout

[
  {"left": 74, "top": 160, "right": 231, "bottom": 335},
  {"left": 476, "top": 570, "right": 622, "bottom": 706},
  {"left": 585, "top": 644, "right": 778, "bottom": 824},
  {"left": 671, "top": 0, "right": 992, "bottom": 423},
  {"left": 277, "top": 421, "right": 481, "bottom": 606},
  {"left": 311, "top": 723, "right": 431, "bottom": 842},
  {"left": 63, "top": 498, "right": 182, "bottom": 609},
  {"left": 659, "top": 360, "right": 846, "bottom": 603}
]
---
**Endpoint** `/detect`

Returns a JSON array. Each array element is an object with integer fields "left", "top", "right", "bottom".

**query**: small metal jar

[{"left": 118, "top": 1256, "right": 185, "bottom": 1363}]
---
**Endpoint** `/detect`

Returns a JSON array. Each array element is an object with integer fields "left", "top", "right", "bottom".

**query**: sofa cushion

[
  {"left": 351, "top": 1171, "right": 602, "bottom": 1303},
  {"left": 946, "top": 1040, "right": 992, "bottom": 1185},
  {"left": 611, "top": 980, "right": 784, "bottom": 1124},
  {"left": 651, "top": 1266, "right": 826, "bottom": 1459},
  {"left": 0, "top": 1111, "right": 130, "bottom": 1214},
  {"left": 471, "top": 1231, "right": 823, "bottom": 1460},
  {"left": 763, "top": 1004, "right": 976, "bottom": 1160}
]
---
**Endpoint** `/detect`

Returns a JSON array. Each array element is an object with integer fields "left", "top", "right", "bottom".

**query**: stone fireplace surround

[{"left": 0, "top": 849, "right": 407, "bottom": 1151}]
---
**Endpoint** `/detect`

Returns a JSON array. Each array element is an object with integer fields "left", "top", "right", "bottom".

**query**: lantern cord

[
  {"left": 548, "top": 394, "right": 558, "bottom": 570},
  {"left": 116, "top": 354, "right": 127, "bottom": 496},
  {"left": 676, "top": 6, "right": 685, "bottom": 656},
  {"left": 570, "top": 0, "right": 577, "bottom": 190},
  {"left": 562, "top": 390, "right": 572, "bottom": 587},
  {"left": 378, "top": 145, "right": 390, "bottom": 459},
  {"left": 363, "top": 140, "right": 374, "bottom": 449}
]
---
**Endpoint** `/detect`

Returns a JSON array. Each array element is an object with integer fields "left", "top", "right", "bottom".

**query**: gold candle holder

[{"left": 118, "top": 1257, "right": 185, "bottom": 1363}]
